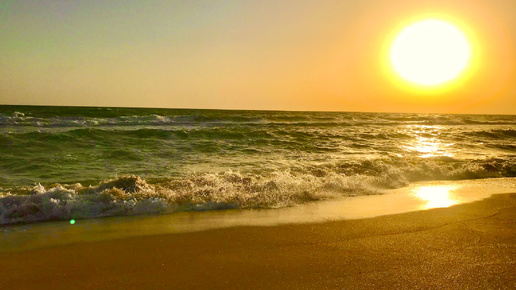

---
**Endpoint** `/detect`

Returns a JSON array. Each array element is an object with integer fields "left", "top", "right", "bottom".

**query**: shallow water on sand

[{"left": 2, "top": 178, "right": 514, "bottom": 253}]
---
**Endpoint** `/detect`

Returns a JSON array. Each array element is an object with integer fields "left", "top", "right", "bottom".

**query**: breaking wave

[{"left": 1, "top": 156, "right": 515, "bottom": 225}]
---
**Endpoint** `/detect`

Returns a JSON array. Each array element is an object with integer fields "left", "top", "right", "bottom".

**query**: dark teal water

[{"left": 1, "top": 105, "right": 515, "bottom": 224}]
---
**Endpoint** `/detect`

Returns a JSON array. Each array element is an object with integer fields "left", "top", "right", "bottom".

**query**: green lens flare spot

[{"left": 70, "top": 219, "right": 76, "bottom": 225}]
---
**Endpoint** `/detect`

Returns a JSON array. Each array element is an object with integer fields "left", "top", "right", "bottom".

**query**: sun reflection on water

[
  {"left": 402, "top": 125, "right": 454, "bottom": 158},
  {"left": 414, "top": 185, "right": 458, "bottom": 209}
]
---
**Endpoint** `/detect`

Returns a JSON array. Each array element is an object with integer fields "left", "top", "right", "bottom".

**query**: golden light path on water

[
  {"left": 401, "top": 125, "right": 454, "bottom": 158},
  {"left": 402, "top": 125, "right": 459, "bottom": 209}
]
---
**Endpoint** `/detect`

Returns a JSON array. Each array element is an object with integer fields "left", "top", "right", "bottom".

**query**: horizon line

[{"left": 0, "top": 103, "right": 514, "bottom": 116}]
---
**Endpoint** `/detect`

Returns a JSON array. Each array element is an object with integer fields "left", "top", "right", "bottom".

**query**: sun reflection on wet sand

[{"left": 414, "top": 185, "right": 459, "bottom": 209}]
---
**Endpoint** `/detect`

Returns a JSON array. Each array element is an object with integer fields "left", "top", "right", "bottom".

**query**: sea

[{"left": 1, "top": 105, "right": 515, "bottom": 225}]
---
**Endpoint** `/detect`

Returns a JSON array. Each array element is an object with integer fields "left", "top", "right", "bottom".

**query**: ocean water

[{"left": 1, "top": 105, "right": 515, "bottom": 225}]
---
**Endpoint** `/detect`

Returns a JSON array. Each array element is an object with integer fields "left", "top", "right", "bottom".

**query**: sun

[{"left": 390, "top": 19, "right": 471, "bottom": 86}]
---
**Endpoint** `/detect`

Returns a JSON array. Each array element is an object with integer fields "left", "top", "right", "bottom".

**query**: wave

[
  {"left": 465, "top": 129, "right": 516, "bottom": 139},
  {"left": 0, "top": 112, "right": 267, "bottom": 128},
  {"left": 4, "top": 127, "right": 276, "bottom": 143},
  {"left": 0, "top": 173, "right": 378, "bottom": 225},
  {"left": 13, "top": 126, "right": 516, "bottom": 146},
  {"left": 1, "top": 156, "right": 515, "bottom": 225},
  {"left": 2, "top": 109, "right": 515, "bottom": 129}
]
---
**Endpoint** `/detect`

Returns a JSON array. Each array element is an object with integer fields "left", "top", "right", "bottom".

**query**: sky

[{"left": 1, "top": 0, "right": 515, "bottom": 114}]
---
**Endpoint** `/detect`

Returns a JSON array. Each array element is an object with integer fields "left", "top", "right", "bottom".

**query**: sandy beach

[{"left": 1, "top": 192, "right": 515, "bottom": 289}]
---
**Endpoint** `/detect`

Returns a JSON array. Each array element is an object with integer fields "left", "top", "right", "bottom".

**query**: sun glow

[{"left": 389, "top": 18, "right": 472, "bottom": 88}]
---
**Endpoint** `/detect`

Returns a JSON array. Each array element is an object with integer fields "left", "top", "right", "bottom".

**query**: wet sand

[{"left": 1, "top": 192, "right": 515, "bottom": 289}]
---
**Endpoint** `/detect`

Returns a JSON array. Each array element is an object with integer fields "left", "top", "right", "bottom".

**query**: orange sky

[{"left": 1, "top": 0, "right": 515, "bottom": 114}]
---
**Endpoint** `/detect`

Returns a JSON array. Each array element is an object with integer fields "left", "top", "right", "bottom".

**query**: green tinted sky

[{"left": 1, "top": 0, "right": 515, "bottom": 114}]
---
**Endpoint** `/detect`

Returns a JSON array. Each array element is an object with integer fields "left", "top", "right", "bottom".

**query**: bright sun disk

[{"left": 390, "top": 19, "right": 471, "bottom": 86}]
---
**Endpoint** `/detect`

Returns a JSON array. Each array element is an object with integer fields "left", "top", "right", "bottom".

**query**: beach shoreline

[
  {"left": 2, "top": 177, "right": 515, "bottom": 253},
  {"left": 2, "top": 192, "right": 515, "bottom": 289}
]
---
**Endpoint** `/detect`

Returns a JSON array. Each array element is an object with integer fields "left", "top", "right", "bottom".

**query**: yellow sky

[{"left": 1, "top": 0, "right": 515, "bottom": 114}]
